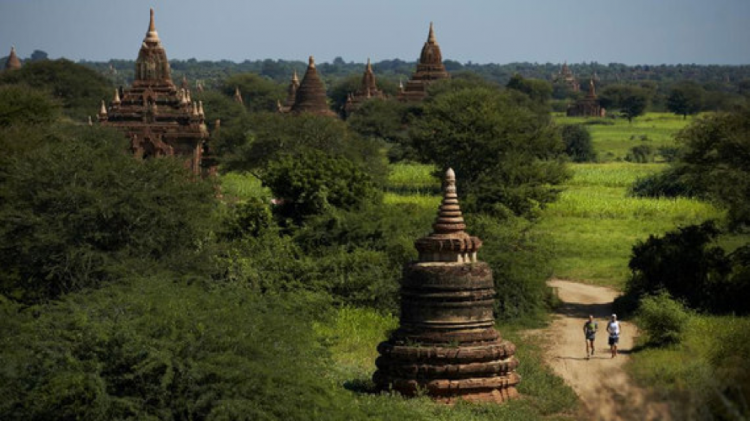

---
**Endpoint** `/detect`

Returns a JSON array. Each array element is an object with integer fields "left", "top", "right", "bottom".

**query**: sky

[{"left": 1, "top": 0, "right": 749, "bottom": 65}]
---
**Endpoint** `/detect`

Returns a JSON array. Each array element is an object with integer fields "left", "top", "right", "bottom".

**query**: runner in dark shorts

[
  {"left": 607, "top": 314, "right": 621, "bottom": 358},
  {"left": 583, "top": 314, "right": 598, "bottom": 359}
]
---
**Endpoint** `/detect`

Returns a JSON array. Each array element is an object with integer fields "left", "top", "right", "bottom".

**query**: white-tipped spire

[
  {"left": 191, "top": 101, "right": 198, "bottom": 117},
  {"left": 113, "top": 89, "right": 121, "bottom": 104},
  {"left": 198, "top": 100, "right": 205, "bottom": 117},
  {"left": 99, "top": 100, "right": 107, "bottom": 116},
  {"left": 308, "top": 55, "right": 315, "bottom": 69},
  {"left": 292, "top": 70, "right": 299, "bottom": 84},
  {"left": 428, "top": 22, "right": 436, "bottom": 43},
  {"left": 144, "top": 8, "right": 160, "bottom": 43}
]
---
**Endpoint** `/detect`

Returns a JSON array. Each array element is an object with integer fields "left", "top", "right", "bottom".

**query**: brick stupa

[
  {"left": 98, "top": 9, "right": 211, "bottom": 175},
  {"left": 344, "top": 58, "right": 386, "bottom": 117},
  {"left": 277, "top": 70, "right": 300, "bottom": 113},
  {"left": 290, "top": 56, "right": 336, "bottom": 117},
  {"left": 374, "top": 168, "right": 521, "bottom": 404},
  {"left": 567, "top": 78, "right": 606, "bottom": 117},
  {"left": 4, "top": 46, "right": 21, "bottom": 71},
  {"left": 398, "top": 22, "right": 450, "bottom": 102}
]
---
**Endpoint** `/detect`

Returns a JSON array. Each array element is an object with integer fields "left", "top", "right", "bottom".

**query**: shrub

[
  {"left": 561, "top": 124, "right": 597, "bottom": 162},
  {"left": 0, "top": 84, "right": 60, "bottom": 126},
  {"left": 636, "top": 292, "right": 690, "bottom": 346},
  {"left": 625, "top": 144, "right": 655, "bottom": 163},
  {"left": 630, "top": 166, "right": 698, "bottom": 198}
]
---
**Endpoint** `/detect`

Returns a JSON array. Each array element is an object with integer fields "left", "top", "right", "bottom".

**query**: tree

[
  {"left": 560, "top": 124, "right": 596, "bottom": 162},
  {"left": 220, "top": 73, "right": 285, "bottom": 113},
  {"left": 667, "top": 81, "right": 704, "bottom": 119},
  {"left": 599, "top": 84, "right": 650, "bottom": 123},
  {"left": 506, "top": 74, "right": 552, "bottom": 104},
  {"left": 29, "top": 49, "right": 48, "bottom": 62},
  {"left": 0, "top": 84, "right": 60, "bottom": 126},
  {"left": 0, "top": 125, "right": 217, "bottom": 303},
  {"left": 676, "top": 108, "right": 750, "bottom": 228},
  {"left": 409, "top": 87, "right": 570, "bottom": 218}
]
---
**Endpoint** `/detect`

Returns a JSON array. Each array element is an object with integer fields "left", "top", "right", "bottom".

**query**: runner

[
  {"left": 583, "top": 314, "right": 598, "bottom": 359},
  {"left": 607, "top": 314, "right": 621, "bottom": 358}
]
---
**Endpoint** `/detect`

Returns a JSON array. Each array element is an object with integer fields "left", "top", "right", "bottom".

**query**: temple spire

[
  {"left": 308, "top": 55, "right": 316, "bottom": 69},
  {"left": 432, "top": 168, "right": 466, "bottom": 235},
  {"left": 4, "top": 46, "right": 21, "bottom": 71},
  {"left": 292, "top": 69, "right": 299, "bottom": 84},
  {"left": 145, "top": 8, "right": 160, "bottom": 43},
  {"left": 428, "top": 21, "right": 437, "bottom": 43}
]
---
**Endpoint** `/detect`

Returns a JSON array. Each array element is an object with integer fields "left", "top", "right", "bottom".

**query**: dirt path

[{"left": 538, "top": 279, "right": 670, "bottom": 421}]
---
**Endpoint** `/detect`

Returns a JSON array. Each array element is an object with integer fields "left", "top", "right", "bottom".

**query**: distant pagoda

[
  {"left": 398, "top": 22, "right": 450, "bottom": 102},
  {"left": 287, "top": 56, "right": 336, "bottom": 117},
  {"left": 4, "top": 46, "right": 21, "bottom": 71},
  {"left": 344, "top": 58, "right": 386, "bottom": 117},
  {"left": 277, "top": 70, "right": 300, "bottom": 113},
  {"left": 374, "top": 169, "right": 521, "bottom": 404},
  {"left": 98, "top": 9, "right": 212, "bottom": 175},
  {"left": 554, "top": 61, "right": 580, "bottom": 92},
  {"left": 567, "top": 77, "right": 605, "bottom": 117}
]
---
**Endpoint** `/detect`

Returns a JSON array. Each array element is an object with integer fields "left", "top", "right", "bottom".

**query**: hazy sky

[{"left": 1, "top": 0, "right": 749, "bottom": 65}]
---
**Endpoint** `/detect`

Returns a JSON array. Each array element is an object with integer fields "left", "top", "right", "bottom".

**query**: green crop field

[{"left": 554, "top": 112, "right": 694, "bottom": 160}]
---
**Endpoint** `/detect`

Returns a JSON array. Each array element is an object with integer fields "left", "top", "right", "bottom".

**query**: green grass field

[{"left": 554, "top": 112, "right": 693, "bottom": 161}]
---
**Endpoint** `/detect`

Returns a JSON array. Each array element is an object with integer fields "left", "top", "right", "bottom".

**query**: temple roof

[
  {"left": 134, "top": 8, "right": 172, "bottom": 84},
  {"left": 291, "top": 56, "right": 336, "bottom": 116},
  {"left": 4, "top": 46, "right": 21, "bottom": 71},
  {"left": 398, "top": 22, "right": 449, "bottom": 102},
  {"left": 419, "top": 22, "right": 443, "bottom": 66}
]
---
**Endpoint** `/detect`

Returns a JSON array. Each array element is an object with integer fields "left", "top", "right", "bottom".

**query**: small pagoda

[
  {"left": 343, "top": 58, "right": 386, "bottom": 117},
  {"left": 98, "top": 9, "right": 211, "bottom": 175},
  {"left": 567, "top": 78, "right": 605, "bottom": 117},
  {"left": 277, "top": 70, "right": 300, "bottom": 113},
  {"left": 287, "top": 56, "right": 336, "bottom": 117},
  {"left": 554, "top": 62, "right": 580, "bottom": 92},
  {"left": 374, "top": 168, "right": 521, "bottom": 404},
  {"left": 4, "top": 46, "right": 21, "bottom": 71},
  {"left": 398, "top": 22, "right": 450, "bottom": 102}
]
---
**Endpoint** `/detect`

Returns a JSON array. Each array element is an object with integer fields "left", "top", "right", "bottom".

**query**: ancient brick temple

[
  {"left": 567, "top": 78, "right": 606, "bottom": 117},
  {"left": 554, "top": 62, "right": 580, "bottom": 92},
  {"left": 374, "top": 169, "right": 520, "bottom": 404},
  {"left": 343, "top": 58, "right": 386, "bottom": 117},
  {"left": 284, "top": 56, "right": 336, "bottom": 117},
  {"left": 398, "top": 22, "right": 450, "bottom": 102},
  {"left": 98, "top": 9, "right": 211, "bottom": 175},
  {"left": 4, "top": 46, "right": 21, "bottom": 71}
]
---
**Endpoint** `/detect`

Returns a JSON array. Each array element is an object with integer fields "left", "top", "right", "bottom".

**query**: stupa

[
  {"left": 398, "top": 22, "right": 450, "bottom": 102},
  {"left": 374, "top": 169, "right": 521, "bottom": 404},
  {"left": 344, "top": 58, "right": 386, "bottom": 117},
  {"left": 289, "top": 56, "right": 336, "bottom": 117},
  {"left": 277, "top": 70, "right": 300, "bottom": 113},
  {"left": 4, "top": 46, "right": 21, "bottom": 71},
  {"left": 98, "top": 9, "right": 211, "bottom": 175},
  {"left": 567, "top": 78, "right": 605, "bottom": 117},
  {"left": 554, "top": 62, "right": 580, "bottom": 92}
]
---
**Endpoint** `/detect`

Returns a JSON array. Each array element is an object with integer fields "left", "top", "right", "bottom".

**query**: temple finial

[
  {"left": 366, "top": 57, "right": 372, "bottom": 71},
  {"left": 428, "top": 22, "right": 436, "bottom": 43},
  {"left": 292, "top": 70, "right": 299, "bottom": 83},
  {"left": 113, "top": 89, "right": 121, "bottom": 104},
  {"left": 308, "top": 56, "right": 315, "bottom": 68},
  {"left": 144, "top": 8, "right": 160, "bottom": 43}
]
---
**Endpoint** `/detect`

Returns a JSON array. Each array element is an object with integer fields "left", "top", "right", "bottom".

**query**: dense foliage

[
  {"left": 409, "top": 87, "right": 570, "bottom": 218},
  {"left": 560, "top": 124, "right": 596, "bottom": 162},
  {"left": 636, "top": 291, "right": 690, "bottom": 346}
]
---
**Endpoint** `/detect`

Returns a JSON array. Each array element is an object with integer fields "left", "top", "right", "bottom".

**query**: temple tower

[
  {"left": 4, "top": 46, "right": 21, "bottom": 71},
  {"left": 554, "top": 61, "right": 580, "bottom": 92},
  {"left": 567, "top": 77, "right": 605, "bottom": 117},
  {"left": 98, "top": 9, "right": 212, "bottom": 175},
  {"left": 278, "top": 70, "right": 300, "bottom": 113},
  {"left": 398, "top": 22, "right": 450, "bottom": 102},
  {"left": 374, "top": 169, "right": 521, "bottom": 404},
  {"left": 290, "top": 56, "right": 336, "bottom": 117},
  {"left": 344, "top": 58, "right": 386, "bottom": 117}
]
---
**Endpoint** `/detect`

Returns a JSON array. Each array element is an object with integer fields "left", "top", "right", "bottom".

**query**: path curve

[{"left": 538, "top": 279, "right": 670, "bottom": 421}]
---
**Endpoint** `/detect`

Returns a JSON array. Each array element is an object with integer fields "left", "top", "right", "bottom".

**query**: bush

[
  {"left": 0, "top": 84, "right": 60, "bottom": 126},
  {"left": 0, "top": 278, "right": 362, "bottom": 420},
  {"left": 636, "top": 292, "right": 690, "bottom": 346},
  {"left": 630, "top": 166, "right": 698, "bottom": 198},
  {"left": 625, "top": 144, "right": 655, "bottom": 163},
  {"left": 561, "top": 124, "right": 597, "bottom": 162}
]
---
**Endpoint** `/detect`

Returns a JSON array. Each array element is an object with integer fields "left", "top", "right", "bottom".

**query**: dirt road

[{"left": 539, "top": 279, "right": 670, "bottom": 421}]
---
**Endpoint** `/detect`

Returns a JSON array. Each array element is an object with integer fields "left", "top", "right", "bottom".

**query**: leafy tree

[
  {"left": 599, "top": 84, "right": 650, "bottom": 123},
  {"left": 560, "top": 124, "right": 596, "bottom": 162},
  {"left": 667, "top": 81, "right": 705, "bottom": 119},
  {"left": 676, "top": 109, "right": 750, "bottom": 228},
  {"left": 0, "top": 84, "right": 60, "bottom": 126},
  {"left": 29, "top": 49, "right": 48, "bottom": 62},
  {"left": 220, "top": 72, "right": 285, "bottom": 113},
  {"left": 636, "top": 291, "right": 690, "bottom": 346},
  {"left": 506, "top": 74, "right": 552, "bottom": 104},
  {"left": 263, "top": 149, "right": 381, "bottom": 225},
  {"left": 0, "top": 59, "right": 112, "bottom": 121},
  {"left": 0, "top": 125, "right": 217, "bottom": 303},
  {"left": 625, "top": 144, "right": 655, "bottom": 163},
  {"left": 409, "top": 87, "right": 569, "bottom": 218}
]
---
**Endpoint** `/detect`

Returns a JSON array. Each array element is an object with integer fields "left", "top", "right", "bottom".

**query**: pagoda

[
  {"left": 277, "top": 70, "right": 300, "bottom": 113},
  {"left": 98, "top": 9, "right": 211, "bottom": 175},
  {"left": 398, "top": 22, "right": 450, "bottom": 102},
  {"left": 567, "top": 78, "right": 605, "bottom": 117},
  {"left": 554, "top": 62, "right": 580, "bottom": 92},
  {"left": 374, "top": 169, "right": 521, "bottom": 404},
  {"left": 287, "top": 56, "right": 336, "bottom": 117},
  {"left": 343, "top": 58, "right": 386, "bottom": 117},
  {"left": 4, "top": 46, "right": 21, "bottom": 71}
]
